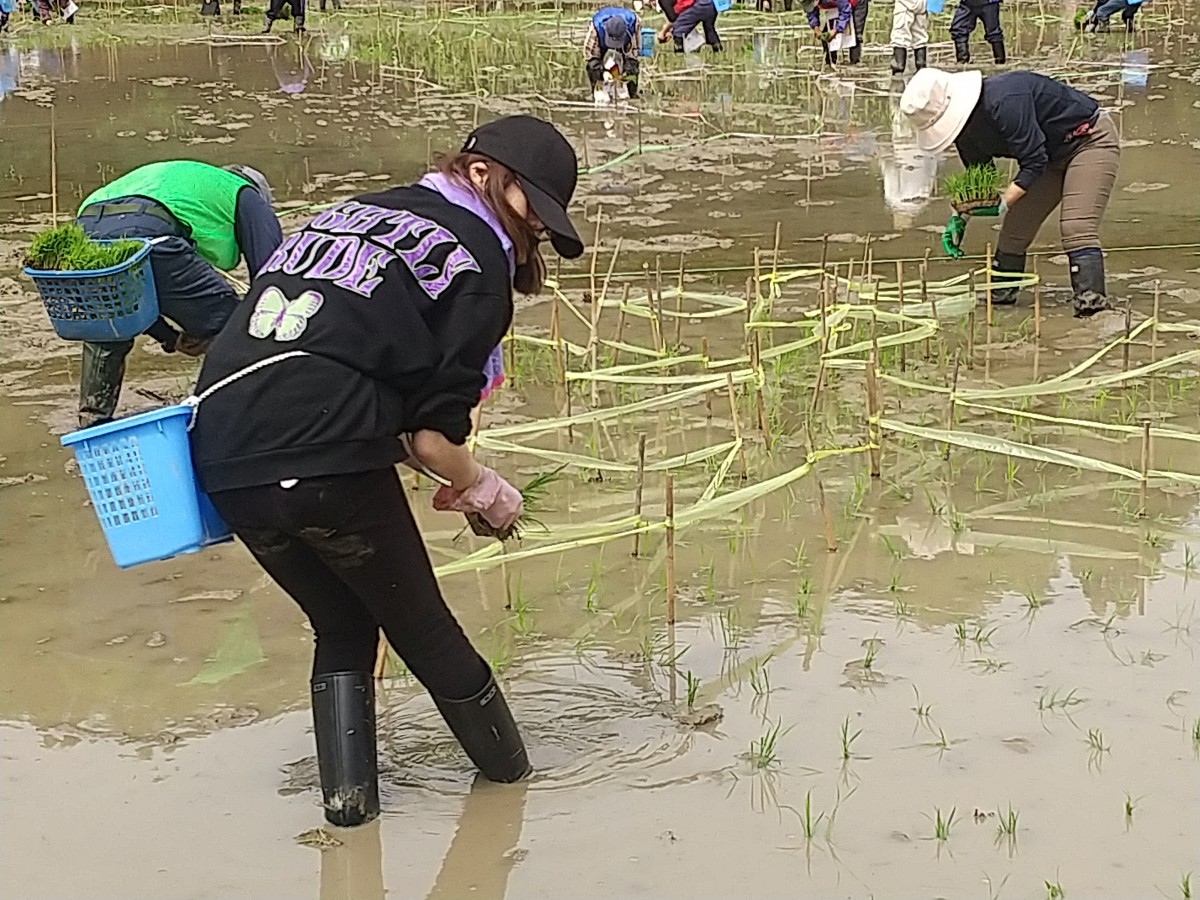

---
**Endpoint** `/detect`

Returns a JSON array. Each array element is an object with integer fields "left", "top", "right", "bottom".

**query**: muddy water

[{"left": 2, "top": 20, "right": 1200, "bottom": 900}]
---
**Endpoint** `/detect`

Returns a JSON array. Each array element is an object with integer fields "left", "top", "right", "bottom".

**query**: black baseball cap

[{"left": 463, "top": 115, "right": 584, "bottom": 259}]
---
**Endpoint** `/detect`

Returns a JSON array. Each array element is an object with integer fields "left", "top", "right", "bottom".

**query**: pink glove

[{"left": 432, "top": 467, "right": 523, "bottom": 530}]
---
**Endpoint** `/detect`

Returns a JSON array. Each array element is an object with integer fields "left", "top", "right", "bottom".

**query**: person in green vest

[{"left": 74, "top": 160, "right": 283, "bottom": 428}]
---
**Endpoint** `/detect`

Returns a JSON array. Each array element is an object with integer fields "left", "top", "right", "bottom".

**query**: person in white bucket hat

[{"left": 900, "top": 67, "right": 1121, "bottom": 318}]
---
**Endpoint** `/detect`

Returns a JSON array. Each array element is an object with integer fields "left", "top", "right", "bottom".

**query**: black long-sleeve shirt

[
  {"left": 955, "top": 71, "right": 1100, "bottom": 190},
  {"left": 234, "top": 186, "right": 284, "bottom": 276},
  {"left": 191, "top": 186, "right": 513, "bottom": 493}
]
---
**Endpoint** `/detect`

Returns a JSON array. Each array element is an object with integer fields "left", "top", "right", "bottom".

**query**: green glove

[
  {"left": 942, "top": 214, "right": 967, "bottom": 259},
  {"left": 972, "top": 205, "right": 1001, "bottom": 217}
]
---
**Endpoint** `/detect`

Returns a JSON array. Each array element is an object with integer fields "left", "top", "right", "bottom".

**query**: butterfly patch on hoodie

[{"left": 247, "top": 287, "right": 324, "bottom": 341}]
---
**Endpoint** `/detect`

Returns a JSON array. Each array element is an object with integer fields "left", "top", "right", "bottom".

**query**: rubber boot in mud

[
  {"left": 954, "top": 38, "right": 970, "bottom": 63},
  {"left": 1068, "top": 248, "right": 1112, "bottom": 318},
  {"left": 709, "top": 39, "right": 724, "bottom": 52},
  {"left": 200, "top": 0, "right": 220, "bottom": 14},
  {"left": 261, "top": 13, "right": 273, "bottom": 31},
  {"left": 913, "top": 46, "right": 927, "bottom": 69},
  {"left": 434, "top": 675, "right": 532, "bottom": 783},
  {"left": 232, "top": 0, "right": 242, "bottom": 13},
  {"left": 311, "top": 671, "right": 380, "bottom": 828},
  {"left": 990, "top": 38, "right": 1006, "bottom": 64},
  {"left": 293, "top": 14, "right": 305, "bottom": 31},
  {"left": 673, "top": 36, "right": 684, "bottom": 53},
  {"left": 319, "top": 0, "right": 325, "bottom": 9},
  {"left": 889, "top": 46, "right": 907, "bottom": 75},
  {"left": 989, "top": 250, "right": 1024, "bottom": 306},
  {"left": 0, "top": 12, "right": 9, "bottom": 29},
  {"left": 849, "top": 42, "right": 862, "bottom": 64}
]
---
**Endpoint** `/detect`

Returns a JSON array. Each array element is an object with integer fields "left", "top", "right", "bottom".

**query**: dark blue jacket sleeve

[
  {"left": 989, "top": 93, "right": 1049, "bottom": 190},
  {"left": 233, "top": 187, "right": 284, "bottom": 277},
  {"left": 835, "top": 0, "right": 852, "bottom": 31}
]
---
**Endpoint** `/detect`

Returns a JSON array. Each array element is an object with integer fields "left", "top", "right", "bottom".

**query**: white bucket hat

[{"left": 899, "top": 67, "right": 983, "bottom": 153}]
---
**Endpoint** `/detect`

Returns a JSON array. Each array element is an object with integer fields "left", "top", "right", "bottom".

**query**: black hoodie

[{"left": 190, "top": 185, "right": 512, "bottom": 493}]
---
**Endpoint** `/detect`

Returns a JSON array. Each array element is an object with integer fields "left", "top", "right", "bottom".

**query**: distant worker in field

[
  {"left": 585, "top": 7, "right": 642, "bottom": 101},
  {"left": 806, "top": 0, "right": 869, "bottom": 66},
  {"left": 262, "top": 0, "right": 304, "bottom": 33},
  {"left": 889, "top": 0, "right": 928, "bottom": 74},
  {"left": 656, "top": 0, "right": 722, "bottom": 53},
  {"left": 73, "top": 160, "right": 283, "bottom": 428},
  {"left": 900, "top": 68, "right": 1119, "bottom": 318},
  {"left": 1080, "top": 0, "right": 1146, "bottom": 33},
  {"left": 948, "top": 0, "right": 1005, "bottom": 64}
]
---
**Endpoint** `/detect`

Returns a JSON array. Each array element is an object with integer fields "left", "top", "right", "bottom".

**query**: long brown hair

[{"left": 436, "top": 152, "right": 547, "bottom": 295}]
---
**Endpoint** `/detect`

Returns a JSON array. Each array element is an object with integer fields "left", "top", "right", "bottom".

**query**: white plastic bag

[{"left": 683, "top": 28, "right": 704, "bottom": 52}]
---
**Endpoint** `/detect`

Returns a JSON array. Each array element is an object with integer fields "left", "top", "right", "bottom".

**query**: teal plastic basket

[
  {"left": 25, "top": 238, "right": 159, "bottom": 342},
  {"left": 61, "top": 405, "right": 232, "bottom": 569}
]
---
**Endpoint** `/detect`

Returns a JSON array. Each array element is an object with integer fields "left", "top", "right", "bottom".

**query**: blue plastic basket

[
  {"left": 61, "top": 405, "right": 232, "bottom": 569},
  {"left": 926, "top": 0, "right": 946, "bottom": 13},
  {"left": 640, "top": 27, "right": 656, "bottom": 57},
  {"left": 24, "top": 238, "right": 159, "bottom": 342},
  {"left": 714, "top": 0, "right": 733, "bottom": 12}
]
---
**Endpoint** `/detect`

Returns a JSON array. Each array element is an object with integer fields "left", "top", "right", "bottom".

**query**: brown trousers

[{"left": 997, "top": 114, "right": 1120, "bottom": 256}]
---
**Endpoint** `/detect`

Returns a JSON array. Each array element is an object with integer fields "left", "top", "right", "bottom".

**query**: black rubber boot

[
  {"left": 232, "top": 0, "right": 242, "bottom": 13},
  {"left": 914, "top": 46, "right": 928, "bottom": 69},
  {"left": 990, "top": 39, "right": 1006, "bottom": 63},
  {"left": 954, "top": 38, "right": 970, "bottom": 63},
  {"left": 889, "top": 46, "right": 907, "bottom": 75},
  {"left": 434, "top": 675, "right": 532, "bottom": 783},
  {"left": 0, "top": 12, "right": 8, "bottom": 30},
  {"left": 293, "top": 14, "right": 305, "bottom": 31},
  {"left": 849, "top": 42, "right": 862, "bottom": 64},
  {"left": 311, "top": 672, "right": 380, "bottom": 828},
  {"left": 710, "top": 39, "right": 724, "bottom": 52},
  {"left": 318, "top": 0, "right": 325, "bottom": 9},
  {"left": 200, "top": 0, "right": 220, "bottom": 14},
  {"left": 673, "top": 36, "right": 684, "bottom": 53},
  {"left": 989, "top": 250, "right": 1025, "bottom": 306},
  {"left": 1068, "top": 248, "right": 1112, "bottom": 318},
  {"left": 261, "top": 13, "right": 273, "bottom": 32}
]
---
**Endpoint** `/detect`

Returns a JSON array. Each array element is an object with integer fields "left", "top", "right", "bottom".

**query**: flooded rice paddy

[{"left": 2, "top": 3, "right": 1200, "bottom": 897}]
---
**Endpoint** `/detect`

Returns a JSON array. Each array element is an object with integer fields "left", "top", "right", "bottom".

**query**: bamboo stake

[
  {"left": 943, "top": 351, "right": 961, "bottom": 460},
  {"left": 643, "top": 262, "right": 661, "bottom": 351},
  {"left": 812, "top": 454, "right": 838, "bottom": 553},
  {"left": 866, "top": 350, "right": 881, "bottom": 478},
  {"left": 1138, "top": 420, "right": 1151, "bottom": 518},
  {"left": 818, "top": 234, "right": 829, "bottom": 303},
  {"left": 674, "top": 252, "right": 684, "bottom": 348},
  {"left": 654, "top": 256, "right": 665, "bottom": 353},
  {"left": 612, "top": 283, "right": 629, "bottom": 367},
  {"left": 896, "top": 260, "right": 906, "bottom": 372},
  {"left": 506, "top": 318, "right": 516, "bottom": 388},
  {"left": 49, "top": 106, "right": 58, "bottom": 226},
  {"left": 771, "top": 221, "right": 781, "bottom": 289},
  {"left": 1122, "top": 299, "right": 1132, "bottom": 373},
  {"left": 753, "top": 334, "right": 770, "bottom": 447},
  {"left": 631, "top": 433, "right": 647, "bottom": 556},
  {"left": 665, "top": 474, "right": 676, "bottom": 625},
  {"left": 753, "top": 246, "right": 763, "bottom": 309},
  {"left": 373, "top": 633, "right": 388, "bottom": 680},
  {"left": 920, "top": 260, "right": 931, "bottom": 360},
  {"left": 1032, "top": 256, "right": 1042, "bottom": 342},
  {"left": 725, "top": 374, "right": 748, "bottom": 480},
  {"left": 550, "top": 292, "right": 565, "bottom": 389},
  {"left": 985, "top": 241, "right": 994, "bottom": 328},
  {"left": 702, "top": 337, "right": 713, "bottom": 419},
  {"left": 1151, "top": 279, "right": 1161, "bottom": 364}
]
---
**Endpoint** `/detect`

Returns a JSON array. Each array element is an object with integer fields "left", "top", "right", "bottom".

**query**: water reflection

[{"left": 878, "top": 93, "right": 939, "bottom": 230}]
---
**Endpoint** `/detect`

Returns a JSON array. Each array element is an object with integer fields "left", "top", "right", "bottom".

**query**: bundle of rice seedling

[
  {"left": 465, "top": 465, "right": 568, "bottom": 542},
  {"left": 25, "top": 224, "right": 142, "bottom": 272},
  {"left": 943, "top": 165, "right": 1006, "bottom": 215}
]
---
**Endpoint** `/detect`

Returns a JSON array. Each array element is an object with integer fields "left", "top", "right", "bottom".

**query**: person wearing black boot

[
  {"left": 806, "top": 0, "right": 853, "bottom": 65},
  {"left": 900, "top": 68, "right": 1120, "bottom": 317},
  {"left": 262, "top": 0, "right": 304, "bottom": 33},
  {"left": 889, "top": 0, "right": 928, "bottom": 74},
  {"left": 190, "top": 116, "right": 585, "bottom": 827},
  {"left": 318, "top": 0, "right": 342, "bottom": 10},
  {"left": 847, "top": 0, "right": 869, "bottom": 64},
  {"left": 949, "top": 0, "right": 1005, "bottom": 65}
]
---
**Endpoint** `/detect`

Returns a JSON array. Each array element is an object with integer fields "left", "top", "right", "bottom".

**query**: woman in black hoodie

[{"left": 190, "top": 116, "right": 584, "bottom": 827}]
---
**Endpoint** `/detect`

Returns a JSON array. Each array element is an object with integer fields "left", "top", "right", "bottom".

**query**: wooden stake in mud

[
  {"left": 1032, "top": 255, "right": 1042, "bottom": 342},
  {"left": 1138, "top": 421, "right": 1151, "bottom": 518},
  {"left": 1151, "top": 279, "right": 1161, "bottom": 364},
  {"left": 725, "top": 373, "right": 749, "bottom": 480},
  {"left": 506, "top": 318, "right": 516, "bottom": 388},
  {"left": 612, "top": 283, "right": 629, "bottom": 367},
  {"left": 631, "top": 433, "right": 648, "bottom": 557},
  {"left": 807, "top": 424, "right": 838, "bottom": 555},
  {"left": 701, "top": 336, "right": 713, "bottom": 420},
  {"left": 49, "top": 106, "right": 59, "bottom": 226},
  {"left": 674, "top": 252, "right": 685, "bottom": 348},
  {"left": 771, "top": 221, "right": 781, "bottom": 287},
  {"left": 943, "top": 351, "right": 961, "bottom": 460},
  {"left": 665, "top": 474, "right": 676, "bottom": 625},
  {"left": 866, "top": 350, "right": 881, "bottom": 478},
  {"left": 985, "top": 242, "right": 995, "bottom": 328},
  {"left": 818, "top": 234, "right": 830, "bottom": 298},
  {"left": 920, "top": 260, "right": 931, "bottom": 360},
  {"left": 1123, "top": 299, "right": 1133, "bottom": 373},
  {"left": 654, "top": 256, "right": 666, "bottom": 352},
  {"left": 643, "top": 262, "right": 661, "bottom": 351},
  {"left": 896, "top": 260, "right": 906, "bottom": 372},
  {"left": 550, "top": 291, "right": 566, "bottom": 390},
  {"left": 373, "top": 633, "right": 388, "bottom": 680},
  {"left": 753, "top": 334, "right": 771, "bottom": 448},
  {"left": 966, "top": 269, "right": 977, "bottom": 370},
  {"left": 753, "top": 246, "right": 763, "bottom": 313}
]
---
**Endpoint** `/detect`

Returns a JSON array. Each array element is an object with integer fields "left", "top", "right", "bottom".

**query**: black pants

[
  {"left": 585, "top": 52, "right": 640, "bottom": 88},
  {"left": 76, "top": 199, "right": 240, "bottom": 425},
  {"left": 949, "top": 0, "right": 1003, "bottom": 44},
  {"left": 849, "top": 0, "right": 869, "bottom": 63},
  {"left": 267, "top": 0, "right": 304, "bottom": 21},
  {"left": 210, "top": 468, "right": 491, "bottom": 700}
]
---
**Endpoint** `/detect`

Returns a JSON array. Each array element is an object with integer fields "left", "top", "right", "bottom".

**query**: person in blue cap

[{"left": 585, "top": 6, "right": 642, "bottom": 98}]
